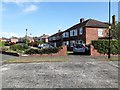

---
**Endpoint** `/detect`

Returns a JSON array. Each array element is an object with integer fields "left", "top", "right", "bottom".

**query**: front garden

[
  {"left": 92, "top": 40, "right": 120, "bottom": 55},
  {"left": 0, "top": 40, "right": 66, "bottom": 57}
]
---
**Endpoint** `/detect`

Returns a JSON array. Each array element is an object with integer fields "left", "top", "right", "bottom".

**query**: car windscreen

[{"left": 75, "top": 44, "right": 84, "bottom": 48}]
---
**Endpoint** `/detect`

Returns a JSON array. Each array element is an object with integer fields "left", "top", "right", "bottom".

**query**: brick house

[
  {"left": 48, "top": 18, "right": 109, "bottom": 50},
  {"left": 0, "top": 37, "right": 8, "bottom": 42},
  {"left": 10, "top": 36, "right": 19, "bottom": 43},
  {"left": 49, "top": 30, "right": 63, "bottom": 47},
  {"left": 39, "top": 34, "right": 49, "bottom": 43},
  {"left": 18, "top": 36, "right": 34, "bottom": 43},
  {"left": 34, "top": 34, "right": 49, "bottom": 43}
]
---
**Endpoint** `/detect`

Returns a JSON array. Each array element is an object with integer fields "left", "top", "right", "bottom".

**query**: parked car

[
  {"left": 38, "top": 44, "right": 53, "bottom": 49},
  {"left": 73, "top": 44, "right": 89, "bottom": 53}
]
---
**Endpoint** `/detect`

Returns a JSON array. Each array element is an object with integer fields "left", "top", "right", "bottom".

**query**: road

[{"left": 1, "top": 54, "right": 119, "bottom": 88}]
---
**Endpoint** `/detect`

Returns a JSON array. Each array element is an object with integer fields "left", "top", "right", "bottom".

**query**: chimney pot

[
  {"left": 58, "top": 30, "right": 61, "bottom": 33},
  {"left": 80, "top": 18, "right": 84, "bottom": 23},
  {"left": 112, "top": 15, "right": 116, "bottom": 25}
]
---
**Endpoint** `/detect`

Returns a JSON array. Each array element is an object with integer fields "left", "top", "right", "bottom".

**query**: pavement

[{"left": 1, "top": 54, "right": 119, "bottom": 88}]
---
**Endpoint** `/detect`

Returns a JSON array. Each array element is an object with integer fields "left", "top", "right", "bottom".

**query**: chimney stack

[
  {"left": 80, "top": 18, "right": 84, "bottom": 23},
  {"left": 58, "top": 30, "right": 61, "bottom": 33},
  {"left": 112, "top": 15, "right": 116, "bottom": 26}
]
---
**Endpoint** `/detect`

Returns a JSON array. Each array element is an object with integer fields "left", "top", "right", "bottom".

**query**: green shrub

[
  {"left": 10, "top": 44, "right": 29, "bottom": 51},
  {"left": 92, "top": 40, "right": 120, "bottom": 54},
  {"left": 25, "top": 47, "right": 61, "bottom": 55},
  {"left": 4, "top": 42, "right": 10, "bottom": 46},
  {"left": 1, "top": 47, "right": 8, "bottom": 51},
  {"left": 32, "top": 41, "right": 45, "bottom": 47},
  {"left": 0, "top": 41, "right": 5, "bottom": 47},
  {"left": 25, "top": 49, "right": 38, "bottom": 54},
  {"left": 22, "top": 44, "right": 29, "bottom": 49}
]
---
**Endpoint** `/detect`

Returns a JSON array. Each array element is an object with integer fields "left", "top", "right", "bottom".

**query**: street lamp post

[
  {"left": 26, "top": 29, "right": 28, "bottom": 45},
  {"left": 108, "top": 0, "right": 111, "bottom": 58}
]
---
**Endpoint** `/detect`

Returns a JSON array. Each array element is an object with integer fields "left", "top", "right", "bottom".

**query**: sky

[{"left": 0, "top": 1, "right": 118, "bottom": 38}]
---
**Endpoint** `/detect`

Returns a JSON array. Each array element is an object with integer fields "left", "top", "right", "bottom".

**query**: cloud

[
  {"left": 1, "top": 31, "right": 19, "bottom": 38},
  {"left": 23, "top": 4, "right": 38, "bottom": 13},
  {"left": 2, "top": 1, "right": 38, "bottom": 14}
]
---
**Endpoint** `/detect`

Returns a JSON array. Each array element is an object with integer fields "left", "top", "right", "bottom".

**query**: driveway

[{"left": 1, "top": 55, "right": 118, "bottom": 88}]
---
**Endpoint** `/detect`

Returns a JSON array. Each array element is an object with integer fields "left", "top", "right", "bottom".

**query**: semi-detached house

[{"left": 48, "top": 18, "right": 109, "bottom": 50}]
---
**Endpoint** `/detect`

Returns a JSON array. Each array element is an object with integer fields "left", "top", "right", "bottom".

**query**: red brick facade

[
  {"left": 48, "top": 18, "right": 109, "bottom": 50},
  {"left": 85, "top": 28, "right": 108, "bottom": 44}
]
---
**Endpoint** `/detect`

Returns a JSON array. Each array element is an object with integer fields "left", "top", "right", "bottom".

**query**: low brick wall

[
  {"left": 21, "top": 46, "right": 67, "bottom": 57},
  {"left": 90, "top": 45, "right": 119, "bottom": 56}
]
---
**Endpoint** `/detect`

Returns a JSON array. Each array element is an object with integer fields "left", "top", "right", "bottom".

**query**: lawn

[
  {"left": 92, "top": 56, "right": 119, "bottom": 61},
  {"left": 0, "top": 41, "right": 4, "bottom": 48},
  {"left": 1, "top": 54, "right": 68, "bottom": 64}
]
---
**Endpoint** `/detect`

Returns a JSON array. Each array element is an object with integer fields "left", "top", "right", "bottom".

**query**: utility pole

[
  {"left": 108, "top": 0, "right": 111, "bottom": 58},
  {"left": 26, "top": 29, "right": 28, "bottom": 45}
]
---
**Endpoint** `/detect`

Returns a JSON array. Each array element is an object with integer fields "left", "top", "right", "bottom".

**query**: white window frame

[
  {"left": 70, "top": 30, "right": 77, "bottom": 36},
  {"left": 79, "top": 27, "right": 83, "bottom": 35},
  {"left": 98, "top": 29, "right": 103, "bottom": 37},
  {"left": 70, "top": 40, "right": 75, "bottom": 47},
  {"left": 52, "top": 36, "right": 56, "bottom": 40},
  {"left": 63, "top": 41, "right": 69, "bottom": 46},
  {"left": 70, "top": 31, "right": 73, "bottom": 36},
  {"left": 62, "top": 32, "right": 69, "bottom": 38},
  {"left": 54, "top": 42, "right": 56, "bottom": 47},
  {"left": 73, "top": 30, "right": 77, "bottom": 36},
  {"left": 66, "top": 41, "right": 69, "bottom": 46}
]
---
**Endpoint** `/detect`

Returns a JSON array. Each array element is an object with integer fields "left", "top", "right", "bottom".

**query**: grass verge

[
  {"left": 3, "top": 56, "right": 68, "bottom": 64},
  {"left": 93, "top": 56, "right": 119, "bottom": 61}
]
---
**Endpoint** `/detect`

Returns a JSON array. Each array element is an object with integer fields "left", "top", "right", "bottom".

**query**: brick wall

[
  {"left": 57, "top": 46, "right": 67, "bottom": 56},
  {"left": 86, "top": 28, "right": 98, "bottom": 44},
  {"left": 90, "top": 45, "right": 119, "bottom": 56},
  {"left": 22, "top": 46, "right": 67, "bottom": 57},
  {"left": 86, "top": 27, "right": 108, "bottom": 44},
  {"left": 90, "top": 45, "right": 102, "bottom": 56}
]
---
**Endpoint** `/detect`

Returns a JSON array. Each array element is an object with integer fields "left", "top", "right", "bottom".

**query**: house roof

[
  {"left": 39, "top": 34, "right": 49, "bottom": 38},
  {"left": 85, "top": 19, "right": 109, "bottom": 28},
  {"left": 49, "top": 31, "right": 63, "bottom": 37},
  {"left": 1, "top": 37, "right": 7, "bottom": 40},
  {"left": 10, "top": 36, "right": 18, "bottom": 39},
  {"left": 49, "top": 18, "right": 109, "bottom": 37},
  {"left": 65, "top": 19, "right": 109, "bottom": 32},
  {"left": 22, "top": 35, "right": 33, "bottom": 39}
]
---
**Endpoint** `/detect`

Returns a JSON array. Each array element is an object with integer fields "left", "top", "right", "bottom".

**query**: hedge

[
  {"left": 4, "top": 42, "right": 10, "bottom": 46},
  {"left": 10, "top": 44, "right": 29, "bottom": 51},
  {"left": 92, "top": 40, "right": 120, "bottom": 54},
  {"left": 25, "top": 47, "right": 61, "bottom": 55}
]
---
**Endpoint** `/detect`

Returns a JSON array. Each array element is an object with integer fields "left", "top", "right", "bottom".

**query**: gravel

[{"left": 1, "top": 54, "right": 118, "bottom": 88}]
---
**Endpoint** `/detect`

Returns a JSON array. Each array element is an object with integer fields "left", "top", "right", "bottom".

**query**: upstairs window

[
  {"left": 70, "top": 30, "right": 77, "bottom": 36},
  {"left": 98, "top": 29, "right": 103, "bottom": 37},
  {"left": 70, "top": 31, "right": 73, "bottom": 36},
  {"left": 62, "top": 32, "right": 69, "bottom": 38},
  {"left": 79, "top": 27, "right": 83, "bottom": 35},
  {"left": 52, "top": 36, "right": 56, "bottom": 40}
]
